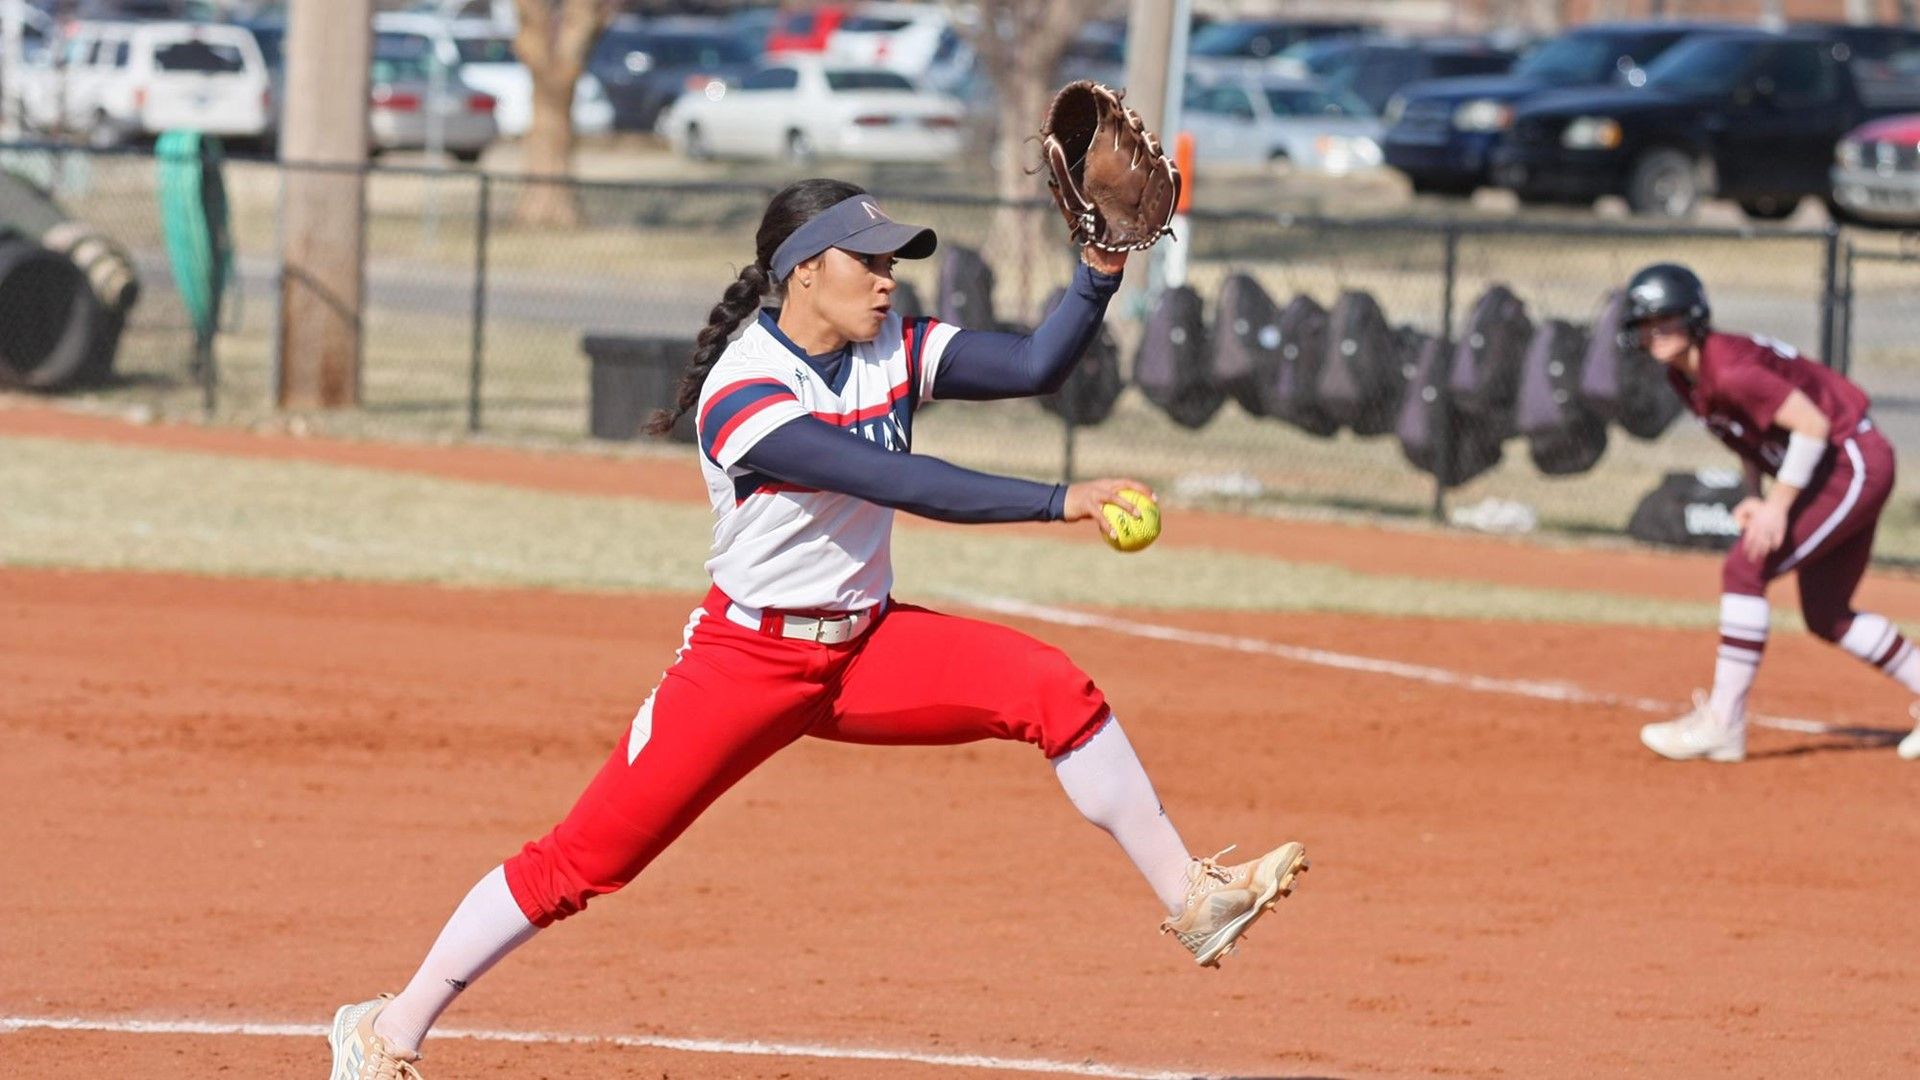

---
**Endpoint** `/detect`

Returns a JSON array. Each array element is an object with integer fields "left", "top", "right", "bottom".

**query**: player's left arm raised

[
  {"left": 922, "top": 251, "right": 1126, "bottom": 402},
  {"left": 1743, "top": 389, "right": 1832, "bottom": 561}
]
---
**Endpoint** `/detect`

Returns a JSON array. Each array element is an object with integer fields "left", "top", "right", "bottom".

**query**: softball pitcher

[
  {"left": 326, "top": 179, "right": 1309, "bottom": 1079},
  {"left": 1623, "top": 263, "right": 1920, "bottom": 764}
]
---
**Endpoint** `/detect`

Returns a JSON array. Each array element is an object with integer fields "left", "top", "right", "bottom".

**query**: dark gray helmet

[{"left": 1619, "top": 263, "right": 1710, "bottom": 349}]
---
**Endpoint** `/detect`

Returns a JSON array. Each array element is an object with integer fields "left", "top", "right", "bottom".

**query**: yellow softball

[{"left": 1102, "top": 489, "right": 1161, "bottom": 553}]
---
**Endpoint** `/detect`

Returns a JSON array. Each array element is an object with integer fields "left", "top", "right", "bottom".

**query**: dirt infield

[
  {"left": 5, "top": 403, "right": 1920, "bottom": 1078},
  {"left": 5, "top": 567, "right": 1919, "bottom": 1079}
]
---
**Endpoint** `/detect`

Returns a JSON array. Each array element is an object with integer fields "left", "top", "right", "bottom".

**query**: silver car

[
  {"left": 1181, "top": 75, "right": 1383, "bottom": 174},
  {"left": 369, "top": 31, "right": 498, "bottom": 161}
]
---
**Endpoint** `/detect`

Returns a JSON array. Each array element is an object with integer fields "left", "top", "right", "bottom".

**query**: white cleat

[
  {"left": 1640, "top": 691, "right": 1746, "bottom": 763},
  {"left": 1161, "top": 841, "right": 1309, "bottom": 968},
  {"left": 1900, "top": 705, "right": 1920, "bottom": 761},
  {"left": 328, "top": 994, "right": 422, "bottom": 1080}
]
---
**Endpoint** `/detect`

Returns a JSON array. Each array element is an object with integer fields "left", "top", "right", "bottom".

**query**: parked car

[
  {"left": 23, "top": 19, "right": 273, "bottom": 147},
  {"left": 1057, "top": 18, "right": 1127, "bottom": 88},
  {"left": 1182, "top": 75, "right": 1381, "bottom": 174},
  {"left": 826, "top": 2, "right": 953, "bottom": 77},
  {"left": 766, "top": 4, "right": 847, "bottom": 56},
  {"left": 590, "top": 21, "right": 759, "bottom": 133},
  {"left": 661, "top": 57, "right": 963, "bottom": 163},
  {"left": 1270, "top": 34, "right": 1368, "bottom": 80},
  {"left": 1790, "top": 21, "right": 1920, "bottom": 112},
  {"left": 1185, "top": 18, "right": 1372, "bottom": 78},
  {"left": 1831, "top": 113, "right": 1920, "bottom": 226},
  {"left": 1492, "top": 29, "right": 1885, "bottom": 219},
  {"left": 1313, "top": 36, "right": 1517, "bottom": 115},
  {"left": 1381, "top": 21, "right": 1715, "bottom": 196},
  {"left": 449, "top": 21, "right": 613, "bottom": 138},
  {"left": 369, "top": 28, "right": 497, "bottom": 161}
]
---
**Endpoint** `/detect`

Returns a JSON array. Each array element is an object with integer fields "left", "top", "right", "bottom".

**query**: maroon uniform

[
  {"left": 1668, "top": 332, "right": 1871, "bottom": 474},
  {"left": 1667, "top": 332, "right": 1895, "bottom": 637}
]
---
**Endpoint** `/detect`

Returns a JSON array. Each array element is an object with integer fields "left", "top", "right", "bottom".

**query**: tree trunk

[
  {"left": 511, "top": 0, "right": 609, "bottom": 228},
  {"left": 969, "top": 0, "right": 1095, "bottom": 313}
]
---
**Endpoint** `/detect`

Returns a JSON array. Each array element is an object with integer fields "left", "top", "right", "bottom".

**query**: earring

[{"left": 801, "top": 278, "right": 812, "bottom": 288}]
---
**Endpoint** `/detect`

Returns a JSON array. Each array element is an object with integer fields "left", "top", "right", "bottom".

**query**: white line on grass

[
  {"left": 952, "top": 593, "right": 1844, "bottom": 737},
  {"left": 0, "top": 1015, "right": 1205, "bottom": 1079}
]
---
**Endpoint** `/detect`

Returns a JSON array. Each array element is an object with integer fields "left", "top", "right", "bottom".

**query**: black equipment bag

[
  {"left": 1447, "top": 283, "right": 1533, "bottom": 440},
  {"left": 1208, "top": 272, "right": 1280, "bottom": 417},
  {"left": 1396, "top": 332, "right": 1503, "bottom": 485},
  {"left": 1317, "top": 289, "right": 1406, "bottom": 436},
  {"left": 1516, "top": 319, "right": 1609, "bottom": 476},
  {"left": 1626, "top": 471, "right": 1744, "bottom": 551},
  {"left": 936, "top": 244, "right": 994, "bottom": 328},
  {"left": 1134, "top": 284, "right": 1222, "bottom": 429},
  {"left": 1580, "top": 289, "right": 1684, "bottom": 440}
]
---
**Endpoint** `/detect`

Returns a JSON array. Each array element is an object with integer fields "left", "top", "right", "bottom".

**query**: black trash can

[{"left": 581, "top": 334, "right": 697, "bottom": 444}]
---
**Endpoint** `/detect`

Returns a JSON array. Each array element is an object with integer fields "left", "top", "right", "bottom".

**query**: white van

[{"left": 24, "top": 20, "right": 273, "bottom": 147}]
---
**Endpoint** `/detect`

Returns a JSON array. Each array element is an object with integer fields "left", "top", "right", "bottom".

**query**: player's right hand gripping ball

[{"left": 1103, "top": 489, "right": 1161, "bottom": 553}]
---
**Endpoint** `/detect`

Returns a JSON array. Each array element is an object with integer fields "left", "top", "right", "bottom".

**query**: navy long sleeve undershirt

[
  {"left": 734, "top": 264, "right": 1118, "bottom": 524},
  {"left": 931, "top": 261, "right": 1122, "bottom": 400}
]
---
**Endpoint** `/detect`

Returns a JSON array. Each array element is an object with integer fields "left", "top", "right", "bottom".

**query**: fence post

[
  {"left": 467, "top": 172, "right": 490, "bottom": 434},
  {"left": 1818, "top": 224, "right": 1843, "bottom": 373},
  {"left": 1835, "top": 236, "right": 1855, "bottom": 377},
  {"left": 1061, "top": 411, "right": 1076, "bottom": 485},
  {"left": 1430, "top": 221, "right": 1459, "bottom": 522}
]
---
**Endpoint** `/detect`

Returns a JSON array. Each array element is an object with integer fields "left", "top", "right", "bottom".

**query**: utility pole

[
  {"left": 1123, "top": 0, "right": 1174, "bottom": 135},
  {"left": 1123, "top": 0, "right": 1178, "bottom": 307},
  {"left": 0, "top": 0, "right": 22, "bottom": 141},
  {"left": 277, "top": 0, "right": 371, "bottom": 409}
]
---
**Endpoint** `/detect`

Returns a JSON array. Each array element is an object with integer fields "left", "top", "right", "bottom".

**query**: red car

[
  {"left": 1832, "top": 113, "right": 1920, "bottom": 226},
  {"left": 766, "top": 5, "right": 847, "bottom": 56}
]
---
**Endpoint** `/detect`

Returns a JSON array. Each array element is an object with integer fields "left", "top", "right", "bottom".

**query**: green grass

[{"left": 0, "top": 433, "right": 1725, "bottom": 628}]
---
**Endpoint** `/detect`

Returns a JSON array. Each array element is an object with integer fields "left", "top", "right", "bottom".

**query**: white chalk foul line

[
  {"left": 952, "top": 594, "right": 1843, "bottom": 737},
  {"left": 0, "top": 1015, "right": 1203, "bottom": 1080}
]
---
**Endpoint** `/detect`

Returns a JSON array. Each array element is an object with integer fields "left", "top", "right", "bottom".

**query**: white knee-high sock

[
  {"left": 1838, "top": 613, "right": 1920, "bottom": 692},
  {"left": 1051, "top": 717, "right": 1193, "bottom": 916},
  {"left": 1711, "top": 594, "right": 1769, "bottom": 726},
  {"left": 374, "top": 865, "right": 538, "bottom": 1054}
]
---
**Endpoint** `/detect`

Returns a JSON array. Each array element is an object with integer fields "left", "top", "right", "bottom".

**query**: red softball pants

[{"left": 502, "top": 586, "right": 1111, "bottom": 926}]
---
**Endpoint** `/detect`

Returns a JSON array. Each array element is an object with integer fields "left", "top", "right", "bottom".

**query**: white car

[
  {"left": 448, "top": 21, "right": 614, "bottom": 138},
  {"left": 662, "top": 57, "right": 964, "bottom": 163},
  {"left": 1182, "top": 75, "right": 1384, "bottom": 174},
  {"left": 23, "top": 20, "right": 273, "bottom": 147},
  {"left": 826, "top": 2, "right": 956, "bottom": 80}
]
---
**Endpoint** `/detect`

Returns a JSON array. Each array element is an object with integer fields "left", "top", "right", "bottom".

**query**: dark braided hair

[{"left": 647, "top": 178, "right": 868, "bottom": 437}]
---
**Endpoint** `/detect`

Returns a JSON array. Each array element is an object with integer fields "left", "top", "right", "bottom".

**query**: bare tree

[
  {"left": 960, "top": 0, "right": 1107, "bottom": 294},
  {"left": 964, "top": 0, "right": 1100, "bottom": 207},
  {"left": 511, "top": 0, "right": 612, "bottom": 226}
]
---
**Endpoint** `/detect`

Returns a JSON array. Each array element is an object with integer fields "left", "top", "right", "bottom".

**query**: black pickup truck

[{"left": 1490, "top": 29, "right": 1920, "bottom": 220}]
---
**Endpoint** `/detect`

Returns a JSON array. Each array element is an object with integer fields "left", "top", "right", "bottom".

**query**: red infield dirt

[{"left": 4, "top": 405, "right": 1920, "bottom": 1078}]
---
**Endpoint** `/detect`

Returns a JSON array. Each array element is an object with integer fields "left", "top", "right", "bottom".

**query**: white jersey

[{"left": 694, "top": 309, "right": 959, "bottom": 613}]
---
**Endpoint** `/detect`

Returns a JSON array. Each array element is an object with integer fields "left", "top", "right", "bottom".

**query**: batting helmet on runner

[{"left": 1619, "top": 263, "right": 1710, "bottom": 349}]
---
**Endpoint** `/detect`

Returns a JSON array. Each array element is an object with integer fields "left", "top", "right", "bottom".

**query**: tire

[
  {"left": 85, "top": 112, "right": 126, "bottom": 150},
  {"left": 784, "top": 128, "right": 815, "bottom": 165},
  {"left": 1626, "top": 148, "right": 1702, "bottom": 218},
  {"left": 1408, "top": 173, "right": 1476, "bottom": 198},
  {"left": 1737, "top": 195, "right": 1800, "bottom": 221},
  {"left": 451, "top": 147, "right": 484, "bottom": 164},
  {"left": 0, "top": 237, "right": 106, "bottom": 391}
]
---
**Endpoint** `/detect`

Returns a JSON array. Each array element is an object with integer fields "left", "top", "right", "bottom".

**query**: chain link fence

[{"left": 6, "top": 142, "right": 1915, "bottom": 558}]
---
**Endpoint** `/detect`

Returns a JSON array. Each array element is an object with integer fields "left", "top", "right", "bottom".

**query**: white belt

[{"left": 726, "top": 600, "right": 879, "bottom": 645}]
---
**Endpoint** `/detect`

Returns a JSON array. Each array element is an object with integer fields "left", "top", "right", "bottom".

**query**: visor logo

[{"left": 861, "top": 200, "right": 887, "bottom": 222}]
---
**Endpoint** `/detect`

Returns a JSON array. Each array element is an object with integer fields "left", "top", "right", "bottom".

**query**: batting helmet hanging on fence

[{"left": 1620, "top": 263, "right": 1710, "bottom": 347}]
